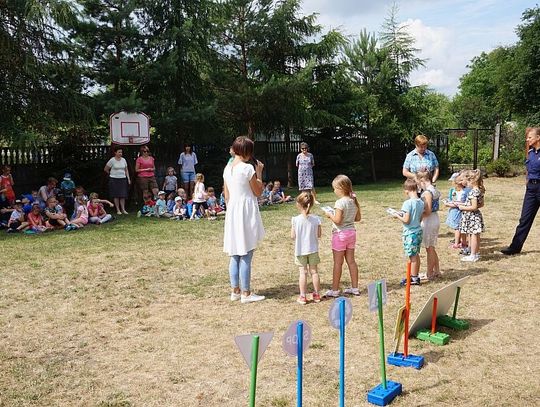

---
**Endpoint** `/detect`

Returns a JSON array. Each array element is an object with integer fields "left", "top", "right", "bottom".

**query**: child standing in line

[
  {"left": 291, "top": 191, "right": 322, "bottom": 305},
  {"left": 445, "top": 173, "right": 468, "bottom": 249},
  {"left": 393, "top": 178, "right": 425, "bottom": 286},
  {"left": 162, "top": 167, "right": 178, "bottom": 197},
  {"left": 191, "top": 173, "right": 208, "bottom": 219},
  {"left": 324, "top": 174, "right": 361, "bottom": 297},
  {"left": 458, "top": 169, "right": 485, "bottom": 262},
  {"left": 88, "top": 192, "right": 114, "bottom": 224},
  {"left": 0, "top": 165, "right": 15, "bottom": 205},
  {"left": 417, "top": 171, "right": 441, "bottom": 281}
]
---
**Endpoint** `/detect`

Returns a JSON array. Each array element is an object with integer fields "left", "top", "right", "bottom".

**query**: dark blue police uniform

[{"left": 502, "top": 147, "right": 540, "bottom": 254}]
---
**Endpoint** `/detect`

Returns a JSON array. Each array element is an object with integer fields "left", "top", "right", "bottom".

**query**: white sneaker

[
  {"left": 461, "top": 254, "right": 480, "bottom": 262},
  {"left": 230, "top": 292, "right": 241, "bottom": 301},
  {"left": 241, "top": 293, "right": 265, "bottom": 303},
  {"left": 324, "top": 289, "right": 340, "bottom": 298},
  {"left": 343, "top": 287, "right": 360, "bottom": 296}
]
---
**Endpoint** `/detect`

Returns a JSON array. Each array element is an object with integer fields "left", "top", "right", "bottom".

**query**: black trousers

[{"left": 510, "top": 181, "right": 540, "bottom": 251}]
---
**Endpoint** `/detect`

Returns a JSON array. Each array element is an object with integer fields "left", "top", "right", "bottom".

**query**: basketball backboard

[{"left": 110, "top": 111, "right": 150, "bottom": 145}]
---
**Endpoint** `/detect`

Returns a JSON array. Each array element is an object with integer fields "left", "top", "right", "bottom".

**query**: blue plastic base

[
  {"left": 387, "top": 352, "right": 424, "bottom": 369},
  {"left": 367, "top": 380, "right": 402, "bottom": 406}
]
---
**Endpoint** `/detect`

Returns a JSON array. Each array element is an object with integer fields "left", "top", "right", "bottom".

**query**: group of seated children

[
  {"left": 259, "top": 180, "right": 294, "bottom": 206},
  {"left": 1, "top": 167, "right": 114, "bottom": 234},
  {"left": 138, "top": 172, "right": 224, "bottom": 220}
]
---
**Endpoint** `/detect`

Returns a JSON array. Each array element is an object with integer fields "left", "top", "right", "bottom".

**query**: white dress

[{"left": 223, "top": 161, "right": 265, "bottom": 256}]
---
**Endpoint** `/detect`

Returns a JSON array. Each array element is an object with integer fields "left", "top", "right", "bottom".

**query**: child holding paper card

[
  {"left": 392, "top": 178, "right": 424, "bottom": 286},
  {"left": 323, "top": 174, "right": 361, "bottom": 297}
]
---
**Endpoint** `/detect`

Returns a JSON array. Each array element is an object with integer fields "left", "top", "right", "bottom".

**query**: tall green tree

[
  {"left": 342, "top": 29, "right": 396, "bottom": 181},
  {"left": 73, "top": 0, "right": 145, "bottom": 115},
  {"left": 513, "top": 6, "right": 540, "bottom": 124},
  {"left": 136, "top": 0, "right": 216, "bottom": 144},
  {"left": 0, "top": 0, "right": 93, "bottom": 145},
  {"left": 379, "top": 3, "right": 425, "bottom": 93}
]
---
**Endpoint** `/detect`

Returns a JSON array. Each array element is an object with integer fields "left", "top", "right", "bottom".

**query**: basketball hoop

[{"left": 109, "top": 111, "right": 150, "bottom": 145}]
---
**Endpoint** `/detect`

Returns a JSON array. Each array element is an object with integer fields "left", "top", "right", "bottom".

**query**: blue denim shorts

[{"left": 181, "top": 171, "right": 196, "bottom": 183}]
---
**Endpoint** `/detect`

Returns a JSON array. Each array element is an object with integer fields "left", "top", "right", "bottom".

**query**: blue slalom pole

[
  {"left": 339, "top": 298, "right": 345, "bottom": 407},
  {"left": 297, "top": 321, "right": 303, "bottom": 407}
]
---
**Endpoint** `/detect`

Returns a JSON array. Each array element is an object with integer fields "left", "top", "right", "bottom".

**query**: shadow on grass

[
  {"left": 260, "top": 283, "right": 300, "bottom": 300},
  {"left": 441, "top": 318, "right": 495, "bottom": 341},
  {"left": 439, "top": 267, "right": 491, "bottom": 281}
]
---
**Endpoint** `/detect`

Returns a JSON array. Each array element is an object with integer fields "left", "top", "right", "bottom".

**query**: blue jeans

[{"left": 229, "top": 250, "right": 254, "bottom": 291}]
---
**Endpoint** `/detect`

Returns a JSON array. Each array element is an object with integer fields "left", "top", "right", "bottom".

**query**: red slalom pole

[
  {"left": 431, "top": 297, "right": 438, "bottom": 334},
  {"left": 403, "top": 261, "right": 411, "bottom": 357}
]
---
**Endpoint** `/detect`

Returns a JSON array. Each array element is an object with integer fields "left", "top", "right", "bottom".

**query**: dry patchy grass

[{"left": 0, "top": 177, "right": 539, "bottom": 406}]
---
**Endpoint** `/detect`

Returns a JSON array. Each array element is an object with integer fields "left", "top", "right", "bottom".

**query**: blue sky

[{"left": 301, "top": 0, "right": 536, "bottom": 96}]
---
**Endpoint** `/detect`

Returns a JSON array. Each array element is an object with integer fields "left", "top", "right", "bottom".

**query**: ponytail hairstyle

[
  {"left": 468, "top": 169, "right": 485, "bottom": 194},
  {"left": 332, "top": 174, "right": 361, "bottom": 216},
  {"left": 296, "top": 191, "right": 314, "bottom": 215}
]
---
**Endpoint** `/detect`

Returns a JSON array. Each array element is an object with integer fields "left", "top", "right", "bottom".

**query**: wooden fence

[{"left": 2, "top": 139, "right": 410, "bottom": 199}]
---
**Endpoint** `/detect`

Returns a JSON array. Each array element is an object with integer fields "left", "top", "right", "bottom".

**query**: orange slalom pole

[
  {"left": 404, "top": 261, "right": 411, "bottom": 357},
  {"left": 431, "top": 297, "right": 438, "bottom": 334}
]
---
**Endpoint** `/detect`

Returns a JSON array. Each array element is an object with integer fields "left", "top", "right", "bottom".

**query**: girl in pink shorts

[{"left": 323, "top": 174, "right": 361, "bottom": 297}]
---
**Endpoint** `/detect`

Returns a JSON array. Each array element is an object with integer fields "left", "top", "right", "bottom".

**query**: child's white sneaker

[
  {"left": 343, "top": 287, "right": 360, "bottom": 296},
  {"left": 241, "top": 293, "right": 265, "bottom": 304},
  {"left": 324, "top": 289, "right": 340, "bottom": 298},
  {"left": 230, "top": 292, "right": 241, "bottom": 301},
  {"left": 461, "top": 254, "right": 480, "bottom": 262}
]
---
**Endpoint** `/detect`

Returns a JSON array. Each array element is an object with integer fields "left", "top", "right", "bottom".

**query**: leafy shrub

[{"left": 486, "top": 159, "right": 511, "bottom": 177}]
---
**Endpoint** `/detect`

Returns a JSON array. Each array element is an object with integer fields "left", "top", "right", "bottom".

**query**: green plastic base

[
  {"left": 416, "top": 329, "right": 450, "bottom": 345},
  {"left": 437, "top": 315, "right": 470, "bottom": 330}
]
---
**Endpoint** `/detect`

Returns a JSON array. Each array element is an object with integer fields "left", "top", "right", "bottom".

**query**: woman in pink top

[{"left": 135, "top": 145, "right": 159, "bottom": 198}]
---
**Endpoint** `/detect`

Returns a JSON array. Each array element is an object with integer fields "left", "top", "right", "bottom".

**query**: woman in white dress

[{"left": 223, "top": 136, "right": 266, "bottom": 304}]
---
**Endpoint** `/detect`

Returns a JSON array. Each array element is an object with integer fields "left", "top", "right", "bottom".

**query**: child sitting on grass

[
  {"left": 27, "top": 202, "right": 48, "bottom": 233},
  {"left": 155, "top": 191, "right": 172, "bottom": 218},
  {"left": 7, "top": 199, "right": 29, "bottom": 233},
  {"left": 88, "top": 193, "right": 114, "bottom": 224},
  {"left": 44, "top": 196, "right": 70, "bottom": 229},
  {"left": 391, "top": 178, "right": 425, "bottom": 286},
  {"left": 172, "top": 196, "right": 187, "bottom": 220},
  {"left": 67, "top": 196, "right": 89, "bottom": 230},
  {"left": 138, "top": 192, "right": 156, "bottom": 217}
]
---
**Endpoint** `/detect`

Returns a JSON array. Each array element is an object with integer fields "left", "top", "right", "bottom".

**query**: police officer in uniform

[{"left": 501, "top": 127, "right": 540, "bottom": 255}]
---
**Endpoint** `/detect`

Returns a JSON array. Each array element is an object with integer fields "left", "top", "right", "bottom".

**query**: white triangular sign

[{"left": 234, "top": 332, "right": 274, "bottom": 369}]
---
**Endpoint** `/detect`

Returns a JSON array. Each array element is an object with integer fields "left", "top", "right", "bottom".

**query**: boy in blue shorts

[{"left": 392, "top": 178, "right": 425, "bottom": 285}]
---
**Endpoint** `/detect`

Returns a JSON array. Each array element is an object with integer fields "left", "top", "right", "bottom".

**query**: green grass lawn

[{"left": 0, "top": 178, "right": 539, "bottom": 406}]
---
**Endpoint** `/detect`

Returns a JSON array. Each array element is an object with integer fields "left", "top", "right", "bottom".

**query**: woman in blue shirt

[{"left": 402, "top": 134, "right": 440, "bottom": 183}]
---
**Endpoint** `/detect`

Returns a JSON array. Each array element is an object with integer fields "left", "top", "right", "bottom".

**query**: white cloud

[{"left": 300, "top": 0, "right": 525, "bottom": 95}]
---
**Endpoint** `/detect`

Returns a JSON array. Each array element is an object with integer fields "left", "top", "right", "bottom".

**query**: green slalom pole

[
  {"left": 452, "top": 287, "right": 462, "bottom": 319},
  {"left": 377, "top": 282, "right": 387, "bottom": 390},
  {"left": 250, "top": 335, "right": 260, "bottom": 407}
]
